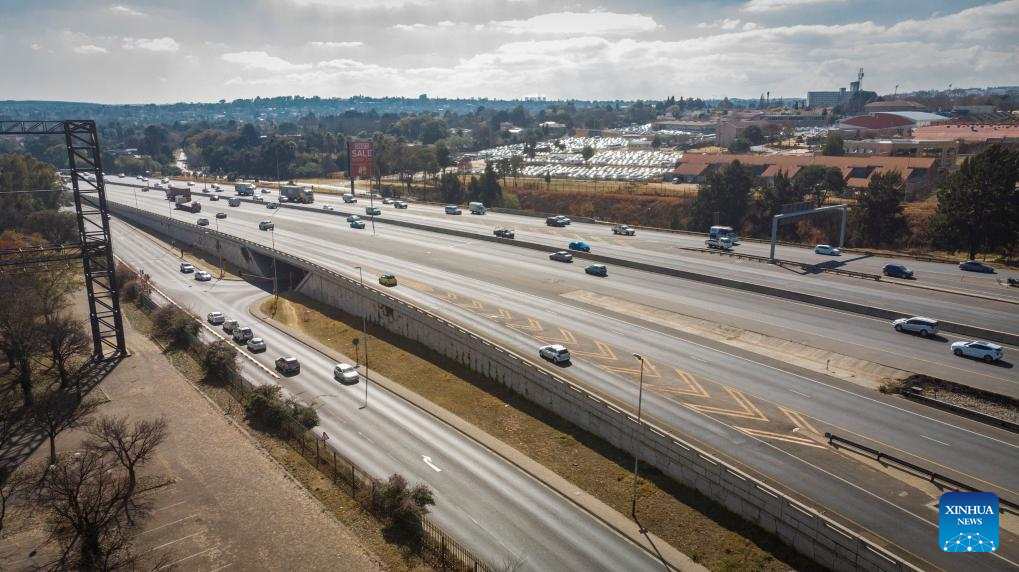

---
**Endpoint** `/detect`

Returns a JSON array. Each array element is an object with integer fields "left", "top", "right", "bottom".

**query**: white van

[
  {"left": 468, "top": 202, "right": 486, "bottom": 215},
  {"left": 343, "top": 194, "right": 357, "bottom": 203}
]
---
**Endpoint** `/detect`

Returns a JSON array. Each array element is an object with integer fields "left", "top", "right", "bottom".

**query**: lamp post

[
  {"left": 354, "top": 266, "right": 370, "bottom": 409},
  {"left": 270, "top": 227, "right": 279, "bottom": 313},
  {"left": 630, "top": 352, "right": 647, "bottom": 532}
]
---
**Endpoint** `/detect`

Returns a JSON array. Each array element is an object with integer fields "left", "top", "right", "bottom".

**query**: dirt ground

[
  {"left": 0, "top": 298, "right": 386, "bottom": 572},
  {"left": 265, "top": 294, "right": 824, "bottom": 572}
]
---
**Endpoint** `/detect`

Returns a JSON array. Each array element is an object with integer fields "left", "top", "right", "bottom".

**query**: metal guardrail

[
  {"left": 824, "top": 432, "right": 1019, "bottom": 514},
  {"left": 110, "top": 202, "right": 925, "bottom": 572},
  {"left": 678, "top": 246, "right": 883, "bottom": 281}
]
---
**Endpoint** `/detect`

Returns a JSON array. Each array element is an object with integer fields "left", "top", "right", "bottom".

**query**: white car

[
  {"left": 187, "top": 181, "right": 195, "bottom": 186},
  {"left": 207, "top": 311, "right": 225, "bottom": 325},
  {"left": 194, "top": 270, "right": 212, "bottom": 281},
  {"left": 346, "top": 214, "right": 361, "bottom": 223},
  {"left": 539, "top": 344, "right": 571, "bottom": 363},
  {"left": 951, "top": 341, "right": 1004, "bottom": 363},
  {"left": 180, "top": 263, "right": 195, "bottom": 273},
  {"left": 892, "top": 317, "right": 939, "bottom": 337},
  {"left": 246, "top": 337, "right": 267, "bottom": 353},
  {"left": 333, "top": 363, "right": 359, "bottom": 383},
  {"left": 814, "top": 244, "right": 841, "bottom": 256},
  {"left": 322, "top": 204, "right": 335, "bottom": 211}
]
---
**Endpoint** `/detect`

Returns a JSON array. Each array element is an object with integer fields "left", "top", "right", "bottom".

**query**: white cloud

[
  {"left": 288, "top": 0, "right": 430, "bottom": 8},
  {"left": 122, "top": 37, "right": 180, "bottom": 52},
  {"left": 742, "top": 0, "right": 846, "bottom": 13},
  {"left": 437, "top": 20, "right": 455, "bottom": 27},
  {"left": 30, "top": 43, "right": 41, "bottom": 51},
  {"left": 489, "top": 11, "right": 660, "bottom": 36},
  {"left": 308, "top": 41, "right": 364, "bottom": 48},
  {"left": 392, "top": 23, "right": 428, "bottom": 31},
  {"left": 743, "top": 22, "right": 761, "bottom": 31},
  {"left": 109, "top": 4, "right": 145, "bottom": 17},
  {"left": 221, "top": 51, "right": 311, "bottom": 72},
  {"left": 73, "top": 45, "right": 108, "bottom": 55},
  {"left": 698, "top": 18, "right": 743, "bottom": 30}
]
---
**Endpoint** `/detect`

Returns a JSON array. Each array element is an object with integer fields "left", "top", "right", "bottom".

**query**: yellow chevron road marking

[
  {"left": 781, "top": 407, "right": 820, "bottom": 435},
  {"left": 536, "top": 328, "right": 577, "bottom": 345},
  {"left": 459, "top": 299, "right": 485, "bottom": 310},
  {"left": 443, "top": 291, "right": 458, "bottom": 301},
  {"left": 683, "top": 387, "right": 768, "bottom": 422},
  {"left": 486, "top": 308, "right": 513, "bottom": 320},
  {"left": 735, "top": 427, "right": 826, "bottom": 449},
  {"left": 507, "top": 318, "right": 544, "bottom": 333},
  {"left": 599, "top": 356, "right": 661, "bottom": 379},
  {"left": 648, "top": 369, "right": 710, "bottom": 399},
  {"left": 398, "top": 278, "right": 434, "bottom": 292},
  {"left": 570, "top": 340, "right": 617, "bottom": 360}
]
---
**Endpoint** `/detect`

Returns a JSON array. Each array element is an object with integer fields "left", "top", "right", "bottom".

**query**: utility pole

[
  {"left": 355, "top": 266, "right": 369, "bottom": 409},
  {"left": 271, "top": 227, "right": 278, "bottom": 314},
  {"left": 630, "top": 352, "right": 647, "bottom": 533}
]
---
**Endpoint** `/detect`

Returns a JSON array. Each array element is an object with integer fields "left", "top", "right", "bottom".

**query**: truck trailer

[
  {"left": 174, "top": 196, "right": 202, "bottom": 213},
  {"left": 234, "top": 183, "right": 256, "bottom": 196},
  {"left": 280, "top": 185, "right": 315, "bottom": 204},
  {"left": 165, "top": 187, "right": 191, "bottom": 202}
]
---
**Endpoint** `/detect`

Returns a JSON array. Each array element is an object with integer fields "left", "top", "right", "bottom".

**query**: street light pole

[
  {"left": 271, "top": 228, "right": 278, "bottom": 313},
  {"left": 355, "top": 266, "right": 369, "bottom": 409},
  {"left": 630, "top": 352, "right": 647, "bottom": 532}
]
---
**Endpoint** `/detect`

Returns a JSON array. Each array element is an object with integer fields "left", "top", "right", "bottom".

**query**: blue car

[
  {"left": 568, "top": 241, "right": 590, "bottom": 253},
  {"left": 585, "top": 264, "right": 607, "bottom": 277}
]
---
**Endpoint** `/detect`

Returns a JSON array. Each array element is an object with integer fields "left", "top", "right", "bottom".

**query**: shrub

[
  {"left": 286, "top": 399, "right": 319, "bottom": 429},
  {"left": 114, "top": 262, "right": 137, "bottom": 288},
  {"left": 120, "top": 280, "right": 141, "bottom": 302},
  {"left": 199, "top": 341, "right": 238, "bottom": 382},
  {"left": 379, "top": 473, "right": 435, "bottom": 543},
  {"left": 243, "top": 385, "right": 288, "bottom": 430},
  {"left": 150, "top": 305, "right": 199, "bottom": 348}
]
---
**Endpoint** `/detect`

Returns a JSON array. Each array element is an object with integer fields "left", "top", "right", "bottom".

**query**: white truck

[
  {"left": 234, "top": 183, "right": 256, "bottom": 196},
  {"left": 704, "top": 236, "right": 734, "bottom": 251},
  {"left": 709, "top": 225, "right": 739, "bottom": 245},
  {"left": 468, "top": 202, "right": 486, "bottom": 215}
]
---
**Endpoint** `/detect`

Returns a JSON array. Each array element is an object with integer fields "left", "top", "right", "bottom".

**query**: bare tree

[
  {"left": 29, "top": 390, "right": 99, "bottom": 465},
  {"left": 0, "top": 464, "right": 36, "bottom": 537},
  {"left": 0, "top": 275, "right": 45, "bottom": 405},
  {"left": 87, "top": 416, "right": 167, "bottom": 504},
  {"left": 41, "top": 314, "right": 92, "bottom": 390},
  {"left": 40, "top": 449, "right": 140, "bottom": 571}
]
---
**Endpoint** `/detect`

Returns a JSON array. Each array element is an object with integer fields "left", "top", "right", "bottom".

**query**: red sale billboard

[{"left": 348, "top": 141, "right": 375, "bottom": 179}]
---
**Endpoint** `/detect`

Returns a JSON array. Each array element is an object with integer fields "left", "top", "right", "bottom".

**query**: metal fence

[{"left": 120, "top": 262, "right": 495, "bottom": 572}]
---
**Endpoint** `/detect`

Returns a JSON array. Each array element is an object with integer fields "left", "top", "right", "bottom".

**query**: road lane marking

[
  {"left": 155, "top": 545, "right": 220, "bottom": 570},
  {"left": 154, "top": 500, "right": 187, "bottom": 512},
  {"left": 422, "top": 455, "right": 442, "bottom": 472},
  {"left": 683, "top": 387, "right": 769, "bottom": 422},
  {"left": 787, "top": 389, "right": 811, "bottom": 398},
  {"left": 735, "top": 427, "right": 825, "bottom": 448},
  {"left": 781, "top": 407, "right": 820, "bottom": 435},
  {"left": 920, "top": 435, "right": 950, "bottom": 447},
  {"left": 142, "top": 514, "right": 198, "bottom": 534},
  {"left": 145, "top": 532, "right": 201, "bottom": 553}
]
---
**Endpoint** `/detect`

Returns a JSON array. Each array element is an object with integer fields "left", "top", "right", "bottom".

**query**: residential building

[
  {"left": 844, "top": 139, "right": 958, "bottom": 165},
  {"left": 672, "top": 153, "right": 940, "bottom": 196},
  {"left": 911, "top": 123, "right": 1019, "bottom": 154}
]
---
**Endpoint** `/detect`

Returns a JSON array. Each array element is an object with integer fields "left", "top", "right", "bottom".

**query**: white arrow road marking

[{"left": 422, "top": 455, "right": 442, "bottom": 472}]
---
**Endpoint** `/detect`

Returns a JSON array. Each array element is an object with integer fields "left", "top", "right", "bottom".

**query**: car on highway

[
  {"left": 118, "top": 173, "right": 126, "bottom": 178},
  {"left": 585, "top": 264, "right": 608, "bottom": 277},
  {"left": 951, "top": 340, "right": 1003, "bottom": 363},
  {"left": 882, "top": 264, "right": 914, "bottom": 279},
  {"left": 556, "top": 216, "right": 571, "bottom": 225},
  {"left": 260, "top": 188, "right": 270, "bottom": 194},
  {"left": 180, "top": 263, "right": 194, "bottom": 273},
  {"left": 197, "top": 218, "right": 209, "bottom": 226},
  {"left": 275, "top": 356, "right": 301, "bottom": 375},
  {"left": 346, "top": 214, "right": 361, "bottom": 223},
  {"left": 959, "top": 260, "right": 995, "bottom": 273},
  {"left": 253, "top": 196, "right": 264, "bottom": 202},
  {"left": 333, "top": 363, "right": 359, "bottom": 384},
  {"left": 210, "top": 195, "right": 220, "bottom": 201},
  {"left": 142, "top": 177, "right": 149, "bottom": 182},
  {"left": 444, "top": 205, "right": 462, "bottom": 215},
  {"left": 343, "top": 194, "right": 357, "bottom": 203},
  {"left": 382, "top": 197, "right": 394, "bottom": 205},
  {"left": 350, "top": 220, "right": 366, "bottom": 229},
  {"left": 814, "top": 244, "right": 841, "bottom": 256},
  {"left": 216, "top": 212, "right": 226, "bottom": 219},
  {"left": 195, "top": 270, "right": 212, "bottom": 281},
  {"left": 222, "top": 319, "right": 238, "bottom": 333},
  {"left": 246, "top": 337, "right": 267, "bottom": 353},
  {"left": 394, "top": 201, "right": 408, "bottom": 209},
  {"left": 211, "top": 183, "right": 221, "bottom": 191},
  {"left": 207, "top": 311, "right": 225, "bottom": 325},
  {"left": 612, "top": 225, "right": 636, "bottom": 236},
  {"left": 546, "top": 216, "right": 567, "bottom": 227},
  {"left": 539, "top": 344, "right": 571, "bottom": 363},
  {"left": 322, "top": 204, "right": 334, "bottom": 211},
  {"left": 366, "top": 207, "right": 381, "bottom": 216},
  {"left": 569, "top": 241, "right": 591, "bottom": 252},
  {"left": 232, "top": 326, "right": 253, "bottom": 343},
  {"left": 228, "top": 197, "right": 241, "bottom": 207},
  {"left": 379, "top": 274, "right": 398, "bottom": 287},
  {"left": 549, "top": 251, "right": 574, "bottom": 263},
  {"left": 161, "top": 177, "right": 169, "bottom": 184},
  {"left": 267, "top": 202, "right": 279, "bottom": 209},
  {"left": 892, "top": 316, "right": 939, "bottom": 337},
  {"left": 187, "top": 181, "right": 195, "bottom": 187},
  {"left": 258, "top": 221, "right": 274, "bottom": 231},
  {"left": 493, "top": 229, "right": 515, "bottom": 239}
]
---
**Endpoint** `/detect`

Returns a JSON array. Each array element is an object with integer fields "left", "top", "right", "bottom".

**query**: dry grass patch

[{"left": 264, "top": 294, "right": 824, "bottom": 572}]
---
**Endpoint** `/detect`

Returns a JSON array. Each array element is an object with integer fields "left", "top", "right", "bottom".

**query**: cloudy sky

[{"left": 1, "top": 0, "right": 1017, "bottom": 103}]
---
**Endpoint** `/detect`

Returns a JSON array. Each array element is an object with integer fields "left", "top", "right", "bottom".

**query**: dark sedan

[
  {"left": 959, "top": 260, "right": 995, "bottom": 273},
  {"left": 882, "top": 264, "right": 914, "bottom": 279}
]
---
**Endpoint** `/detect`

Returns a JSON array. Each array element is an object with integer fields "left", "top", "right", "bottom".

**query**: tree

[
  {"left": 438, "top": 172, "right": 465, "bottom": 204},
  {"left": 0, "top": 274, "right": 46, "bottom": 405},
  {"left": 581, "top": 145, "right": 594, "bottom": 164},
  {"left": 690, "top": 160, "right": 756, "bottom": 231},
  {"left": 821, "top": 132, "right": 845, "bottom": 156},
  {"left": 24, "top": 210, "right": 79, "bottom": 245},
  {"left": 379, "top": 473, "right": 435, "bottom": 542},
  {"left": 41, "top": 314, "right": 91, "bottom": 391},
  {"left": 727, "top": 138, "right": 751, "bottom": 153},
  {"left": 651, "top": 134, "right": 662, "bottom": 150},
  {"left": 151, "top": 305, "right": 199, "bottom": 349},
  {"left": 40, "top": 448, "right": 141, "bottom": 571},
  {"left": 850, "top": 171, "right": 909, "bottom": 248},
  {"left": 509, "top": 155, "right": 525, "bottom": 182},
  {"left": 743, "top": 126, "right": 765, "bottom": 145},
  {"left": 931, "top": 145, "right": 1019, "bottom": 259},
  {"left": 30, "top": 390, "right": 99, "bottom": 464},
  {"left": 752, "top": 170, "right": 800, "bottom": 237},
  {"left": 794, "top": 165, "right": 846, "bottom": 208},
  {"left": 87, "top": 416, "right": 168, "bottom": 511},
  {"left": 435, "top": 141, "right": 452, "bottom": 174},
  {"left": 479, "top": 162, "right": 502, "bottom": 207},
  {"left": 199, "top": 340, "right": 238, "bottom": 383}
]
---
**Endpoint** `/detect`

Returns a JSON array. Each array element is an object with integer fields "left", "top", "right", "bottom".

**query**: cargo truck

[
  {"left": 174, "top": 195, "right": 202, "bottom": 213},
  {"left": 234, "top": 183, "right": 256, "bottom": 196},
  {"left": 709, "top": 225, "right": 739, "bottom": 245},
  {"left": 165, "top": 188, "right": 191, "bottom": 202},
  {"left": 468, "top": 202, "right": 486, "bottom": 215},
  {"left": 280, "top": 185, "right": 315, "bottom": 204}
]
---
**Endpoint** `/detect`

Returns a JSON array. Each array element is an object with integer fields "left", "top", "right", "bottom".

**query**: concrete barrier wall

[{"left": 110, "top": 201, "right": 920, "bottom": 572}]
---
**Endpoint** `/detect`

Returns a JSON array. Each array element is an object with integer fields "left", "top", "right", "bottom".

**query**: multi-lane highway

[
  {"left": 110, "top": 217, "right": 668, "bottom": 572},
  {"left": 107, "top": 180, "right": 1019, "bottom": 570}
]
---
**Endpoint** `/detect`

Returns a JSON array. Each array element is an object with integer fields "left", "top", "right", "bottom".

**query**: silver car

[
  {"left": 207, "top": 311, "right": 225, "bottom": 325},
  {"left": 549, "top": 251, "right": 574, "bottom": 263},
  {"left": 246, "top": 337, "right": 267, "bottom": 353},
  {"left": 892, "top": 316, "right": 939, "bottom": 337},
  {"left": 333, "top": 363, "right": 359, "bottom": 384},
  {"left": 539, "top": 344, "right": 571, "bottom": 363},
  {"left": 951, "top": 341, "right": 1003, "bottom": 363}
]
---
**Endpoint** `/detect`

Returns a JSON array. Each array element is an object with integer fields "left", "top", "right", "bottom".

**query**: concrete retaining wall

[{"left": 110, "top": 201, "right": 921, "bottom": 572}]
